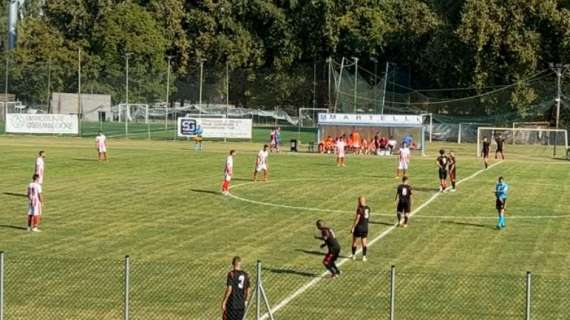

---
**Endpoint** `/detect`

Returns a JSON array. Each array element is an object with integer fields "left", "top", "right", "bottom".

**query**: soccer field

[{"left": 1, "top": 136, "right": 570, "bottom": 319}]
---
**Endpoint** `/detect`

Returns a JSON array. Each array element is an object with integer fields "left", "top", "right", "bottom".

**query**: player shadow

[
  {"left": 231, "top": 178, "right": 251, "bottom": 182},
  {"left": 2, "top": 192, "right": 27, "bottom": 198},
  {"left": 191, "top": 189, "right": 220, "bottom": 195},
  {"left": 264, "top": 267, "right": 319, "bottom": 278},
  {"left": 71, "top": 158, "right": 99, "bottom": 162},
  {"left": 413, "top": 187, "right": 439, "bottom": 193},
  {"left": 295, "top": 249, "right": 349, "bottom": 259},
  {"left": 0, "top": 224, "right": 27, "bottom": 230},
  {"left": 441, "top": 220, "right": 489, "bottom": 229},
  {"left": 369, "top": 220, "right": 395, "bottom": 226}
]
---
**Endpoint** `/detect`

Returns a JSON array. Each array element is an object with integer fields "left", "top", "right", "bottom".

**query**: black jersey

[
  {"left": 321, "top": 227, "right": 341, "bottom": 252},
  {"left": 437, "top": 155, "right": 449, "bottom": 169},
  {"left": 482, "top": 141, "right": 490, "bottom": 154},
  {"left": 356, "top": 205, "right": 370, "bottom": 230},
  {"left": 226, "top": 270, "right": 250, "bottom": 310},
  {"left": 495, "top": 137, "right": 505, "bottom": 150},
  {"left": 448, "top": 157, "right": 456, "bottom": 171},
  {"left": 397, "top": 184, "right": 412, "bottom": 203}
]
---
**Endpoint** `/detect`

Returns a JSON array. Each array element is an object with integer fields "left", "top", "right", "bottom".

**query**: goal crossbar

[{"left": 477, "top": 127, "right": 569, "bottom": 158}]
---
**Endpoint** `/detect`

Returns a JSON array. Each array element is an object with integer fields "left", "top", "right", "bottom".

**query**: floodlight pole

[
  {"left": 125, "top": 52, "right": 132, "bottom": 138},
  {"left": 549, "top": 63, "right": 570, "bottom": 157},
  {"left": 381, "top": 62, "right": 389, "bottom": 115},
  {"left": 371, "top": 57, "right": 378, "bottom": 113},
  {"left": 166, "top": 55, "right": 173, "bottom": 130},
  {"left": 326, "top": 57, "right": 332, "bottom": 109},
  {"left": 353, "top": 57, "right": 358, "bottom": 113},
  {"left": 46, "top": 56, "right": 51, "bottom": 112},
  {"left": 199, "top": 58, "right": 206, "bottom": 119},
  {"left": 77, "top": 48, "right": 82, "bottom": 135}
]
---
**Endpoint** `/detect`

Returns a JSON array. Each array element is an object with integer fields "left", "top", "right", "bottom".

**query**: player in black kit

[
  {"left": 448, "top": 151, "right": 457, "bottom": 192},
  {"left": 436, "top": 149, "right": 449, "bottom": 192},
  {"left": 315, "top": 220, "right": 341, "bottom": 278},
  {"left": 495, "top": 134, "right": 505, "bottom": 160},
  {"left": 221, "top": 256, "right": 252, "bottom": 320},
  {"left": 481, "top": 137, "right": 491, "bottom": 168},
  {"left": 350, "top": 196, "right": 370, "bottom": 262},
  {"left": 396, "top": 176, "right": 413, "bottom": 227}
]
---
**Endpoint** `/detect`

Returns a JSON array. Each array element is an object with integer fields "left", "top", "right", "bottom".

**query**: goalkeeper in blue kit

[{"left": 495, "top": 176, "right": 509, "bottom": 230}]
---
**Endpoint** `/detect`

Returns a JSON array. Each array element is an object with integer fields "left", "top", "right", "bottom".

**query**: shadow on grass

[
  {"left": 264, "top": 267, "right": 319, "bottom": 278},
  {"left": 0, "top": 225, "right": 27, "bottom": 230},
  {"left": 295, "top": 249, "right": 349, "bottom": 259},
  {"left": 2, "top": 192, "right": 27, "bottom": 198},
  {"left": 369, "top": 220, "right": 395, "bottom": 226},
  {"left": 191, "top": 189, "right": 220, "bottom": 195},
  {"left": 72, "top": 158, "right": 99, "bottom": 162},
  {"left": 441, "top": 220, "right": 489, "bottom": 229}
]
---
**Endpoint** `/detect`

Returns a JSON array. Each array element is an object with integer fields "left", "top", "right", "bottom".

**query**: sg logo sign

[{"left": 179, "top": 118, "right": 203, "bottom": 136}]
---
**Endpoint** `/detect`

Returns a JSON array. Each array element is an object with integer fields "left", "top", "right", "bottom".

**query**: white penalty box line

[{"left": 259, "top": 161, "right": 503, "bottom": 319}]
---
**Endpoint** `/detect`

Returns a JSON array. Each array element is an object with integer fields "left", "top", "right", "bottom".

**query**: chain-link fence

[{"left": 1, "top": 252, "right": 570, "bottom": 319}]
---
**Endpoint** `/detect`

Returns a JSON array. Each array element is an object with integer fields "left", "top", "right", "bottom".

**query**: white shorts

[
  {"left": 337, "top": 152, "right": 345, "bottom": 159},
  {"left": 225, "top": 174, "right": 232, "bottom": 182},
  {"left": 27, "top": 203, "right": 42, "bottom": 216},
  {"left": 399, "top": 161, "right": 409, "bottom": 170},
  {"left": 98, "top": 146, "right": 107, "bottom": 153},
  {"left": 256, "top": 164, "right": 268, "bottom": 172}
]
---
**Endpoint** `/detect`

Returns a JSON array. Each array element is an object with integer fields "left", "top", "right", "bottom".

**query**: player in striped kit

[
  {"left": 27, "top": 174, "right": 43, "bottom": 232},
  {"left": 35, "top": 151, "right": 45, "bottom": 185},
  {"left": 253, "top": 144, "right": 269, "bottom": 182},
  {"left": 396, "top": 143, "right": 410, "bottom": 178},
  {"left": 222, "top": 150, "right": 236, "bottom": 196}
]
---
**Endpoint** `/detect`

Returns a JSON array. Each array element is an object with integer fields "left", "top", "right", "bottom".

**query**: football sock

[
  {"left": 404, "top": 216, "right": 409, "bottom": 225},
  {"left": 452, "top": 181, "right": 456, "bottom": 189},
  {"left": 363, "top": 246, "right": 367, "bottom": 256},
  {"left": 497, "top": 215, "right": 502, "bottom": 227},
  {"left": 332, "top": 264, "right": 340, "bottom": 274},
  {"left": 397, "top": 213, "right": 402, "bottom": 223},
  {"left": 27, "top": 216, "right": 32, "bottom": 227},
  {"left": 352, "top": 246, "right": 356, "bottom": 256}
]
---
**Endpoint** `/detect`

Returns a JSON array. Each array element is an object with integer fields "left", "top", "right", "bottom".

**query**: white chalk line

[
  {"left": 258, "top": 161, "right": 503, "bottom": 319},
  {"left": 228, "top": 173, "right": 568, "bottom": 220}
]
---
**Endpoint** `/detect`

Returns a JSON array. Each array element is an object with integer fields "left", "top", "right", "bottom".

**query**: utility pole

[
  {"left": 352, "top": 57, "right": 358, "bottom": 113},
  {"left": 46, "top": 56, "right": 51, "bottom": 113},
  {"left": 326, "top": 57, "right": 332, "bottom": 109},
  {"left": 549, "top": 63, "right": 569, "bottom": 157},
  {"left": 166, "top": 55, "right": 173, "bottom": 130},
  {"left": 125, "top": 52, "right": 132, "bottom": 137},
  {"left": 370, "top": 57, "right": 378, "bottom": 113}
]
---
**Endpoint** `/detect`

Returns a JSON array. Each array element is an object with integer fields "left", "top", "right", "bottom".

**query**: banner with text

[
  {"left": 177, "top": 117, "right": 252, "bottom": 139},
  {"left": 6, "top": 114, "right": 79, "bottom": 134},
  {"left": 318, "top": 113, "right": 423, "bottom": 127}
]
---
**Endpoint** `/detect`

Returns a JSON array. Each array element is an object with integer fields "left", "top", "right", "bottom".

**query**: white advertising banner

[
  {"left": 6, "top": 114, "right": 79, "bottom": 134},
  {"left": 177, "top": 117, "right": 252, "bottom": 139},
  {"left": 318, "top": 113, "right": 423, "bottom": 127}
]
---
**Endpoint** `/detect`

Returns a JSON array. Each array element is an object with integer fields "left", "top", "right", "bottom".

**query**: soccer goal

[{"left": 477, "top": 127, "right": 569, "bottom": 158}]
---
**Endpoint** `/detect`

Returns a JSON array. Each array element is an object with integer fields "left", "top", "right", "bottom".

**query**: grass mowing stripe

[{"left": 261, "top": 160, "right": 503, "bottom": 319}]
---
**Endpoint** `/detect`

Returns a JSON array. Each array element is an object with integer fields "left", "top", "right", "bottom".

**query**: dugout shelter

[{"left": 317, "top": 113, "right": 427, "bottom": 155}]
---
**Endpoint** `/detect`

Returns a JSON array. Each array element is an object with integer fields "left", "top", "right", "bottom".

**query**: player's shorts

[
  {"left": 353, "top": 227, "right": 368, "bottom": 238},
  {"left": 449, "top": 169, "right": 456, "bottom": 181},
  {"left": 256, "top": 164, "right": 267, "bottom": 172},
  {"left": 496, "top": 147, "right": 503, "bottom": 153},
  {"left": 439, "top": 168, "right": 448, "bottom": 179},
  {"left": 337, "top": 152, "right": 345, "bottom": 158},
  {"left": 98, "top": 146, "right": 107, "bottom": 153},
  {"left": 496, "top": 199, "right": 506, "bottom": 210},
  {"left": 323, "top": 249, "right": 340, "bottom": 266},
  {"left": 397, "top": 201, "right": 411, "bottom": 214},
  {"left": 27, "top": 203, "right": 42, "bottom": 216},
  {"left": 224, "top": 308, "right": 245, "bottom": 320},
  {"left": 399, "top": 161, "right": 408, "bottom": 170},
  {"left": 225, "top": 174, "right": 232, "bottom": 182}
]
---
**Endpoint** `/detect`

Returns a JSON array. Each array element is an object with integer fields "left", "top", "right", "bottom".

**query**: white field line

[{"left": 259, "top": 161, "right": 503, "bottom": 319}]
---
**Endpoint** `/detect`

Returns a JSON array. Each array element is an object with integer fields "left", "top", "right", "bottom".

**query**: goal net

[{"left": 477, "top": 127, "right": 568, "bottom": 158}]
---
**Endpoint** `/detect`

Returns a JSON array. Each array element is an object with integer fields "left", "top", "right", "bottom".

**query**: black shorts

[
  {"left": 397, "top": 201, "right": 411, "bottom": 214},
  {"left": 353, "top": 228, "right": 368, "bottom": 238},
  {"left": 439, "top": 168, "right": 448, "bottom": 179},
  {"left": 496, "top": 199, "right": 506, "bottom": 210},
  {"left": 224, "top": 308, "right": 245, "bottom": 320},
  {"left": 496, "top": 147, "right": 503, "bottom": 153}
]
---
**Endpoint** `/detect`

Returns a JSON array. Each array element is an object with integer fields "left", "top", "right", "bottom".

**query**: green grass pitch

[{"left": 1, "top": 135, "right": 569, "bottom": 319}]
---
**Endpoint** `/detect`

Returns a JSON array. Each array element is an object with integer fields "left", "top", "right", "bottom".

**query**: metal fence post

[
  {"left": 0, "top": 251, "right": 4, "bottom": 320},
  {"left": 525, "top": 272, "right": 532, "bottom": 320},
  {"left": 256, "top": 260, "right": 261, "bottom": 320},
  {"left": 124, "top": 255, "right": 130, "bottom": 320},
  {"left": 390, "top": 265, "right": 396, "bottom": 320}
]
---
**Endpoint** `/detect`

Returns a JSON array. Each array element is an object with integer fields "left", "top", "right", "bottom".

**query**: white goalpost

[{"left": 477, "top": 127, "right": 569, "bottom": 158}]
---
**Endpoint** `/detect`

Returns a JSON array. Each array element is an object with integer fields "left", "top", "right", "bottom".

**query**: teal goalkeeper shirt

[{"left": 496, "top": 182, "right": 508, "bottom": 201}]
